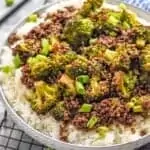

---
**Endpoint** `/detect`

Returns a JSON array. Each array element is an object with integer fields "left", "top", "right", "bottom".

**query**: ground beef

[
  {"left": 97, "top": 35, "right": 116, "bottom": 48},
  {"left": 64, "top": 98, "right": 80, "bottom": 111},
  {"left": 25, "top": 21, "right": 60, "bottom": 40},
  {"left": 134, "top": 84, "right": 150, "bottom": 96},
  {"left": 93, "top": 98, "right": 135, "bottom": 125},
  {"left": 52, "top": 42, "right": 71, "bottom": 54},
  {"left": 8, "top": 33, "right": 20, "bottom": 46},
  {"left": 25, "top": 7, "right": 76, "bottom": 41},
  {"left": 21, "top": 65, "right": 34, "bottom": 89},
  {"left": 72, "top": 113, "right": 89, "bottom": 129},
  {"left": 140, "top": 129, "right": 147, "bottom": 136},
  {"left": 46, "top": 6, "right": 76, "bottom": 26}
]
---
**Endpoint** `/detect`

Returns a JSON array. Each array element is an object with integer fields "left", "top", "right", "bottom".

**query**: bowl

[{"left": 0, "top": 0, "right": 150, "bottom": 149}]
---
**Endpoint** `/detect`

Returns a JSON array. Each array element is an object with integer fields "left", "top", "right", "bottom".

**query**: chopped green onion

[
  {"left": 13, "top": 54, "right": 22, "bottom": 68},
  {"left": 133, "top": 105, "right": 143, "bottom": 113},
  {"left": 27, "top": 14, "right": 38, "bottom": 22},
  {"left": 123, "top": 21, "right": 130, "bottom": 29},
  {"left": 75, "top": 81, "right": 85, "bottom": 95},
  {"left": 109, "top": 31, "right": 117, "bottom": 37},
  {"left": 0, "top": 65, "right": 14, "bottom": 74},
  {"left": 131, "top": 97, "right": 141, "bottom": 105},
  {"left": 87, "top": 116, "right": 98, "bottom": 129},
  {"left": 41, "top": 38, "right": 51, "bottom": 56},
  {"left": 97, "top": 126, "right": 109, "bottom": 138},
  {"left": 107, "top": 16, "right": 119, "bottom": 26},
  {"left": 79, "top": 104, "right": 93, "bottom": 113},
  {"left": 5, "top": 0, "right": 15, "bottom": 6},
  {"left": 104, "top": 49, "right": 118, "bottom": 61},
  {"left": 119, "top": 3, "right": 127, "bottom": 10},
  {"left": 127, "top": 102, "right": 134, "bottom": 109},
  {"left": 77, "top": 75, "right": 89, "bottom": 84},
  {"left": 136, "top": 38, "right": 146, "bottom": 48}
]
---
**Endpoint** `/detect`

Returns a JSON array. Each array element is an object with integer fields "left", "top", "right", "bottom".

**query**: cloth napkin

[{"left": 124, "top": 0, "right": 150, "bottom": 11}]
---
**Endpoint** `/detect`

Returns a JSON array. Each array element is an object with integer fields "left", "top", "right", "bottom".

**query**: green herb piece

[
  {"left": 77, "top": 75, "right": 89, "bottom": 84},
  {"left": 13, "top": 54, "right": 22, "bottom": 68},
  {"left": 123, "top": 21, "right": 130, "bottom": 29},
  {"left": 41, "top": 38, "right": 51, "bottom": 56},
  {"left": 136, "top": 38, "right": 146, "bottom": 48},
  {"left": 0, "top": 65, "right": 14, "bottom": 74},
  {"left": 107, "top": 16, "right": 119, "bottom": 26},
  {"left": 119, "top": 3, "right": 127, "bottom": 10},
  {"left": 87, "top": 116, "right": 98, "bottom": 129},
  {"left": 79, "top": 104, "right": 93, "bottom": 113},
  {"left": 131, "top": 97, "right": 141, "bottom": 105},
  {"left": 5, "top": 0, "right": 15, "bottom": 6},
  {"left": 27, "top": 14, "right": 38, "bottom": 22},
  {"left": 75, "top": 81, "right": 85, "bottom": 95},
  {"left": 97, "top": 126, "right": 109, "bottom": 138},
  {"left": 127, "top": 102, "right": 134, "bottom": 109},
  {"left": 104, "top": 49, "right": 118, "bottom": 61},
  {"left": 133, "top": 105, "right": 143, "bottom": 113}
]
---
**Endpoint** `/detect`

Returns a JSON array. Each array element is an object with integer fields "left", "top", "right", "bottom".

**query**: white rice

[{"left": 0, "top": 0, "right": 150, "bottom": 146}]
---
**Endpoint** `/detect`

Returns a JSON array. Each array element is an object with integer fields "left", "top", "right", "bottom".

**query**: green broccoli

[
  {"left": 63, "top": 18, "right": 94, "bottom": 47},
  {"left": 27, "top": 81, "right": 59, "bottom": 114},
  {"left": 58, "top": 74, "right": 76, "bottom": 96},
  {"left": 82, "top": 44, "right": 105, "bottom": 58},
  {"left": 113, "top": 71, "right": 137, "bottom": 98},
  {"left": 27, "top": 55, "right": 50, "bottom": 79},
  {"left": 65, "top": 56, "right": 88, "bottom": 78},
  {"left": 120, "top": 6, "right": 140, "bottom": 28},
  {"left": 85, "top": 76, "right": 109, "bottom": 101},
  {"left": 27, "top": 51, "right": 77, "bottom": 79},
  {"left": 51, "top": 101, "right": 65, "bottom": 120},
  {"left": 80, "top": 0, "right": 104, "bottom": 16},
  {"left": 141, "top": 44, "right": 150, "bottom": 71}
]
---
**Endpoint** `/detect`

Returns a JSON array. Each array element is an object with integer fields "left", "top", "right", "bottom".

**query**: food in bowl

[{"left": 0, "top": 0, "right": 150, "bottom": 146}]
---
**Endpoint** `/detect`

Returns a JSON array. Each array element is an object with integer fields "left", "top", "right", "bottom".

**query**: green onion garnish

[
  {"left": 13, "top": 54, "right": 22, "bottom": 68},
  {"left": 27, "top": 14, "right": 38, "bottom": 22},
  {"left": 77, "top": 75, "right": 89, "bottom": 84},
  {"left": 133, "top": 105, "right": 143, "bottom": 113},
  {"left": 5, "top": 0, "right": 15, "bottom": 6},
  {"left": 79, "top": 104, "right": 93, "bottom": 113},
  {"left": 75, "top": 81, "right": 85, "bottom": 95},
  {"left": 41, "top": 38, "right": 51, "bottom": 56},
  {"left": 97, "top": 126, "right": 109, "bottom": 138},
  {"left": 107, "top": 16, "right": 119, "bottom": 26},
  {"left": 0, "top": 65, "right": 14, "bottom": 74},
  {"left": 87, "top": 116, "right": 98, "bottom": 129}
]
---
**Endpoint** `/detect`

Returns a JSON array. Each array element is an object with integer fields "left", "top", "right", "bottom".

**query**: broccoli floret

[
  {"left": 27, "top": 51, "right": 77, "bottom": 79},
  {"left": 58, "top": 74, "right": 76, "bottom": 96},
  {"left": 50, "top": 51, "right": 77, "bottom": 69},
  {"left": 82, "top": 44, "right": 105, "bottom": 58},
  {"left": 113, "top": 71, "right": 137, "bottom": 98},
  {"left": 13, "top": 39, "right": 40, "bottom": 62},
  {"left": 27, "top": 81, "right": 59, "bottom": 114},
  {"left": 85, "top": 76, "right": 109, "bottom": 101},
  {"left": 65, "top": 56, "right": 88, "bottom": 78},
  {"left": 27, "top": 55, "right": 50, "bottom": 79},
  {"left": 141, "top": 44, "right": 150, "bottom": 71},
  {"left": 86, "top": 76, "right": 100, "bottom": 100},
  {"left": 63, "top": 18, "right": 94, "bottom": 48},
  {"left": 120, "top": 7, "right": 140, "bottom": 28},
  {"left": 51, "top": 101, "right": 65, "bottom": 120},
  {"left": 80, "top": 0, "right": 104, "bottom": 16}
]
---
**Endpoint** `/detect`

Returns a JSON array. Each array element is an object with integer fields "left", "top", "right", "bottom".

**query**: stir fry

[{"left": 4, "top": 0, "right": 150, "bottom": 141}]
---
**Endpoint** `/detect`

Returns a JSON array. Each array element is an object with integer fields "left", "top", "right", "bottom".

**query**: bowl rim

[{"left": 0, "top": 0, "right": 150, "bottom": 149}]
